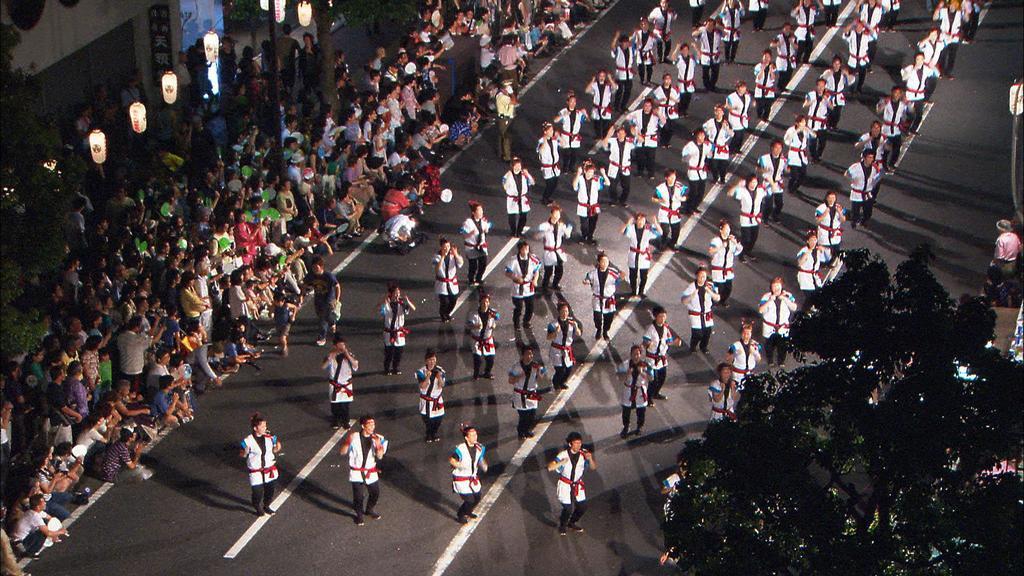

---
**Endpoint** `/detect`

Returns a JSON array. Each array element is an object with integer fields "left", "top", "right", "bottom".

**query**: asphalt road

[{"left": 25, "top": 1, "right": 1022, "bottom": 575}]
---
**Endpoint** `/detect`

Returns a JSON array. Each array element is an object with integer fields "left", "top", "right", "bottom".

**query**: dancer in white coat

[
  {"left": 450, "top": 424, "right": 488, "bottom": 523},
  {"left": 339, "top": 415, "right": 389, "bottom": 525},
  {"left": 240, "top": 413, "right": 282, "bottom": 516},
  {"left": 548, "top": 431, "right": 597, "bottom": 536}
]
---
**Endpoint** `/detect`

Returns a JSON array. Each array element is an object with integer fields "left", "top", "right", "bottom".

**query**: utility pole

[{"left": 1011, "top": 80, "right": 1023, "bottom": 214}]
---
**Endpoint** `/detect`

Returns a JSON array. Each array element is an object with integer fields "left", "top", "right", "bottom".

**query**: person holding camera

[
  {"left": 151, "top": 375, "right": 193, "bottom": 432},
  {"left": 240, "top": 412, "right": 281, "bottom": 516},
  {"left": 415, "top": 350, "right": 446, "bottom": 443},
  {"left": 324, "top": 335, "right": 359, "bottom": 430},
  {"left": 547, "top": 431, "right": 597, "bottom": 536},
  {"left": 99, "top": 426, "right": 147, "bottom": 483}
]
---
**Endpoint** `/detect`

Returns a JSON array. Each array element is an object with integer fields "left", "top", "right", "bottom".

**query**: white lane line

[
  {"left": 449, "top": 237, "right": 521, "bottom": 315},
  {"left": 894, "top": 102, "right": 933, "bottom": 169},
  {"left": 224, "top": 427, "right": 347, "bottom": 559},
  {"left": 427, "top": 4, "right": 861, "bottom": 575}
]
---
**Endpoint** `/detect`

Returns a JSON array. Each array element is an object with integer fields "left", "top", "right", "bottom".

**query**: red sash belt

[
  {"left": 689, "top": 310, "right": 714, "bottom": 321},
  {"left": 558, "top": 476, "right": 585, "bottom": 497},
  {"left": 331, "top": 381, "right": 354, "bottom": 400}
]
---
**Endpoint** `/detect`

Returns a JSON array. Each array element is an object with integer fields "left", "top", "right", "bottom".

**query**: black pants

[
  {"left": 553, "top": 365, "right": 572, "bottom": 389},
  {"left": 661, "top": 221, "right": 682, "bottom": 247},
  {"left": 796, "top": 39, "right": 813, "bottom": 64},
  {"left": 740, "top": 225, "right": 760, "bottom": 254},
  {"left": 824, "top": 5, "right": 839, "bottom": 26},
  {"left": 331, "top": 402, "right": 350, "bottom": 427},
  {"left": 765, "top": 192, "right": 784, "bottom": 220},
  {"left": 851, "top": 199, "right": 875, "bottom": 225},
  {"left": 593, "top": 311, "right": 614, "bottom": 338},
  {"left": 467, "top": 255, "right": 487, "bottom": 284},
  {"left": 752, "top": 9, "right": 767, "bottom": 30},
  {"left": 910, "top": 100, "right": 925, "bottom": 132},
  {"left": 614, "top": 79, "right": 633, "bottom": 112},
  {"left": 685, "top": 179, "right": 707, "bottom": 214},
  {"left": 438, "top": 294, "right": 457, "bottom": 321},
  {"left": 543, "top": 177, "right": 558, "bottom": 204},
  {"left": 756, "top": 97, "right": 772, "bottom": 120},
  {"left": 542, "top": 262, "right": 564, "bottom": 290},
  {"left": 562, "top": 148, "right": 579, "bottom": 172},
  {"left": 886, "top": 135, "right": 902, "bottom": 168},
  {"left": 473, "top": 354, "right": 495, "bottom": 378},
  {"left": 764, "top": 333, "right": 788, "bottom": 365},
  {"left": 702, "top": 63, "right": 720, "bottom": 91},
  {"left": 516, "top": 408, "right": 536, "bottom": 437},
  {"left": 715, "top": 280, "right": 733, "bottom": 304},
  {"left": 458, "top": 492, "right": 482, "bottom": 520},
  {"left": 621, "top": 406, "right": 647, "bottom": 429},
  {"left": 639, "top": 63, "right": 653, "bottom": 85},
  {"left": 658, "top": 38, "right": 673, "bottom": 62},
  {"left": 593, "top": 118, "right": 610, "bottom": 140},
  {"left": 508, "top": 213, "right": 528, "bottom": 237},
  {"left": 854, "top": 65, "right": 868, "bottom": 92},
  {"left": 778, "top": 68, "right": 793, "bottom": 91},
  {"left": 635, "top": 147, "right": 655, "bottom": 177},
  {"left": 608, "top": 175, "right": 631, "bottom": 204},
  {"left": 560, "top": 500, "right": 588, "bottom": 531},
  {"left": 964, "top": 13, "right": 978, "bottom": 40},
  {"left": 729, "top": 130, "right": 745, "bottom": 154},
  {"left": 678, "top": 93, "right": 693, "bottom": 117},
  {"left": 352, "top": 481, "right": 380, "bottom": 520},
  {"left": 691, "top": 5, "right": 704, "bottom": 27},
  {"left": 383, "top": 345, "right": 404, "bottom": 373},
  {"left": 810, "top": 133, "right": 826, "bottom": 161},
  {"left": 800, "top": 289, "right": 816, "bottom": 311},
  {"left": 709, "top": 159, "right": 729, "bottom": 183},
  {"left": 884, "top": 8, "right": 899, "bottom": 29},
  {"left": 422, "top": 414, "right": 442, "bottom": 440},
  {"left": 649, "top": 366, "right": 667, "bottom": 397},
  {"left": 629, "top": 267, "right": 650, "bottom": 297},
  {"left": 251, "top": 480, "right": 276, "bottom": 513},
  {"left": 512, "top": 296, "right": 535, "bottom": 325},
  {"left": 580, "top": 215, "right": 599, "bottom": 242},
  {"left": 724, "top": 41, "right": 739, "bottom": 63},
  {"left": 788, "top": 165, "right": 807, "bottom": 194},
  {"left": 690, "top": 327, "right": 712, "bottom": 353},
  {"left": 827, "top": 105, "right": 843, "bottom": 129},
  {"left": 659, "top": 122, "right": 675, "bottom": 147}
]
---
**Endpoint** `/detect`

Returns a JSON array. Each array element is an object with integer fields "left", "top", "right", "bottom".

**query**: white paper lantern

[
  {"left": 161, "top": 71, "right": 178, "bottom": 104},
  {"left": 297, "top": 1, "right": 312, "bottom": 26},
  {"left": 274, "top": 0, "right": 286, "bottom": 23},
  {"left": 204, "top": 30, "right": 219, "bottom": 64},
  {"left": 88, "top": 130, "right": 107, "bottom": 164},
  {"left": 129, "top": 102, "right": 147, "bottom": 133},
  {"left": 260, "top": 0, "right": 269, "bottom": 9}
]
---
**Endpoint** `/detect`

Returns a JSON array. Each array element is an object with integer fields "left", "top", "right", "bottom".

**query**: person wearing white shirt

[
  {"left": 845, "top": 150, "right": 882, "bottom": 228},
  {"left": 603, "top": 125, "right": 634, "bottom": 206},
  {"left": 753, "top": 51, "right": 779, "bottom": 120},
  {"left": 692, "top": 18, "right": 723, "bottom": 91},
  {"left": 759, "top": 140, "right": 788, "bottom": 222},
  {"left": 758, "top": 277, "right": 798, "bottom": 366},
  {"left": 900, "top": 52, "right": 939, "bottom": 132},
  {"left": 784, "top": 115, "right": 813, "bottom": 194},
  {"left": 622, "top": 212, "right": 661, "bottom": 298}
]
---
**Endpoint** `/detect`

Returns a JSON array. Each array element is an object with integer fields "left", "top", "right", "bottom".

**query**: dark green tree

[
  {"left": 663, "top": 248, "right": 1023, "bottom": 575},
  {"left": 1, "top": 24, "right": 84, "bottom": 357}
]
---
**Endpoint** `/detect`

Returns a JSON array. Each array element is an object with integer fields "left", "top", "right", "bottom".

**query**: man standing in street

[
  {"left": 340, "top": 416, "right": 388, "bottom": 526},
  {"left": 496, "top": 79, "right": 518, "bottom": 163},
  {"left": 304, "top": 256, "right": 341, "bottom": 347}
]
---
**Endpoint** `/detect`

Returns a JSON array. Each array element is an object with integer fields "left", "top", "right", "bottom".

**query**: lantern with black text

[
  {"left": 129, "top": 102, "right": 147, "bottom": 133},
  {"left": 88, "top": 130, "right": 107, "bottom": 164},
  {"left": 161, "top": 71, "right": 178, "bottom": 104},
  {"left": 297, "top": 1, "right": 312, "bottom": 26},
  {"left": 204, "top": 30, "right": 219, "bottom": 64}
]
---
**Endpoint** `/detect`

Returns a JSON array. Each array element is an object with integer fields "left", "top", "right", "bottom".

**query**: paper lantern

[
  {"left": 260, "top": 0, "right": 269, "bottom": 9},
  {"left": 161, "top": 71, "right": 178, "bottom": 104},
  {"left": 88, "top": 130, "right": 107, "bottom": 164},
  {"left": 129, "top": 102, "right": 147, "bottom": 133},
  {"left": 297, "top": 1, "right": 312, "bottom": 26},
  {"left": 204, "top": 30, "right": 219, "bottom": 64},
  {"left": 274, "top": 0, "right": 286, "bottom": 23}
]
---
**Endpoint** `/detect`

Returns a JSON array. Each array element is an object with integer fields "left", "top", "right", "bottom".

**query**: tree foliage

[
  {"left": 664, "top": 249, "right": 1023, "bottom": 575},
  {"left": 0, "top": 24, "right": 83, "bottom": 357}
]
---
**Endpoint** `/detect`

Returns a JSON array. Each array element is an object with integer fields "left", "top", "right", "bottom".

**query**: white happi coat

[
  {"left": 696, "top": 27, "right": 723, "bottom": 65},
  {"left": 654, "top": 180, "right": 687, "bottom": 225},
  {"left": 460, "top": 217, "right": 491, "bottom": 258},
  {"left": 433, "top": 253, "right": 462, "bottom": 296},
  {"left": 643, "top": 322, "right": 678, "bottom": 370},
  {"left": 758, "top": 152, "right": 788, "bottom": 195},
  {"left": 709, "top": 234, "right": 743, "bottom": 282},
  {"left": 345, "top": 431, "right": 389, "bottom": 484},
  {"left": 675, "top": 54, "right": 698, "bottom": 94},
  {"left": 918, "top": 37, "right": 946, "bottom": 68},
  {"left": 649, "top": 5, "right": 676, "bottom": 39},
  {"left": 730, "top": 183, "right": 767, "bottom": 227},
  {"left": 653, "top": 83, "right": 681, "bottom": 120},
  {"left": 784, "top": 126, "right": 810, "bottom": 167},
  {"left": 628, "top": 109, "right": 663, "bottom": 148},
  {"left": 815, "top": 202, "right": 845, "bottom": 246},
  {"left": 682, "top": 281, "right": 718, "bottom": 329},
  {"left": 548, "top": 318, "right": 580, "bottom": 368},
  {"left": 539, "top": 220, "right": 572, "bottom": 266},
  {"left": 467, "top": 309, "right": 499, "bottom": 356},
  {"left": 510, "top": 361, "right": 546, "bottom": 411},
  {"left": 936, "top": 8, "right": 963, "bottom": 44},
  {"left": 451, "top": 441, "right": 486, "bottom": 495},
  {"left": 681, "top": 139, "right": 712, "bottom": 181},
  {"left": 632, "top": 29, "right": 658, "bottom": 65},
  {"left": 759, "top": 290, "right": 797, "bottom": 337},
  {"left": 792, "top": 5, "right": 817, "bottom": 41},
  {"left": 703, "top": 117, "right": 733, "bottom": 160},
  {"left": 625, "top": 222, "right": 660, "bottom": 270},
  {"left": 416, "top": 365, "right": 446, "bottom": 418},
  {"left": 618, "top": 360, "right": 651, "bottom": 408},
  {"left": 574, "top": 176, "right": 605, "bottom": 218},
  {"left": 503, "top": 169, "right": 535, "bottom": 214},
  {"left": 804, "top": 90, "right": 832, "bottom": 132},
  {"left": 381, "top": 299, "right": 410, "bottom": 346},
  {"left": 774, "top": 33, "right": 797, "bottom": 72},
  {"left": 797, "top": 244, "right": 833, "bottom": 290},
  {"left": 606, "top": 137, "right": 634, "bottom": 179},
  {"left": 845, "top": 160, "right": 882, "bottom": 203},
  {"left": 585, "top": 267, "right": 620, "bottom": 313},
  {"left": 901, "top": 64, "right": 938, "bottom": 102},
  {"left": 556, "top": 107, "right": 587, "bottom": 149},
  {"left": 536, "top": 136, "right": 561, "bottom": 179},
  {"left": 728, "top": 338, "right": 762, "bottom": 387},
  {"left": 821, "top": 68, "right": 853, "bottom": 108},
  {"left": 589, "top": 80, "right": 615, "bottom": 120},
  {"left": 611, "top": 45, "right": 636, "bottom": 81},
  {"left": 554, "top": 449, "right": 590, "bottom": 504},
  {"left": 753, "top": 62, "right": 778, "bottom": 98},
  {"left": 726, "top": 91, "right": 753, "bottom": 131},
  {"left": 506, "top": 254, "right": 543, "bottom": 298},
  {"left": 844, "top": 30, "right": 872, "bottom": 68},
  {"left": 327, "top": 355, "right": 357, "bottom": 403},
  {"left": 242, "top": 433, "right": 279, "bottom": 486},
  {"left": 878, "top": 97, "right": 908, "bottom": 137},
  {"left": 708, "top": 380, "right": 738, "bottom": 421},
  {"left": 719, "top": 6, "right": 744, "bottom": 42},
  {"left": 860, "top": 3, "right": 884, "bottom": 39}
]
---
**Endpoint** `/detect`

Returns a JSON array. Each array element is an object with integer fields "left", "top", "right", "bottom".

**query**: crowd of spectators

[{"left": 0, "top": 0, "right": 610, "bottom": 565}]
